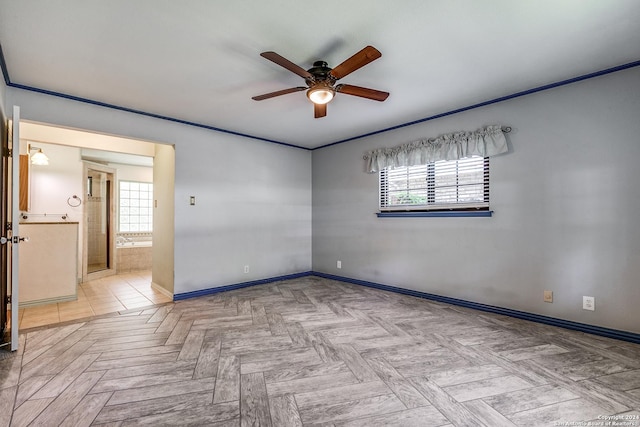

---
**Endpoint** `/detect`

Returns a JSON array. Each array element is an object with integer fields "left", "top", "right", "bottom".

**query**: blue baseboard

[
  {"left": 173, "top": 271, "right": 313, "bottom": 301},
  {"left": 311, "top": 271, "right": 640, "bottom": 345}
]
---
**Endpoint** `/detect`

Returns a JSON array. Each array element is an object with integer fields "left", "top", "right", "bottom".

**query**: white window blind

[
  {"left": 119, "top": 181, "right": 153, "bottom": 232},
  {"left": 380, "top": 156, "right": 489, "bottom": 211}
]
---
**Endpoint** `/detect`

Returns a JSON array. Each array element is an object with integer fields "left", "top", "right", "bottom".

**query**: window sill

[{"left": 377, "top": 210, "right": 493, "bottom": 218}]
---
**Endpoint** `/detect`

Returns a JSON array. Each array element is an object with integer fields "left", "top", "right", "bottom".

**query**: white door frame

[{"left": 10, "top": 106, "right": 21, "bottom": 351}]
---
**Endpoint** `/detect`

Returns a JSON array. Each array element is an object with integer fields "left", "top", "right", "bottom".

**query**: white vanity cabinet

[{"left": 19, "top": 222, "right": 79, "bottom": 306}]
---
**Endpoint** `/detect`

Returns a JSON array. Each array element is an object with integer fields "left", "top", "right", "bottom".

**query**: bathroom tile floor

[{"left": 16, "top": 270, "right": 172, "bottom": 330}]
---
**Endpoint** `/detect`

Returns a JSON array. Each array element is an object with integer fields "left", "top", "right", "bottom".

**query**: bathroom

[
  {"left": 18, "top": 124, "right": 162, "bottom": 311},
  {"left": 84, "top": 157, "right": 154, "bottom": 278},
  {"left": 113, "top": 179, "right": 153, "bottom": 274}
]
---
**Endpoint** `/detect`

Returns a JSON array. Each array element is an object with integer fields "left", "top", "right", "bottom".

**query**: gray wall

[
  {"left": 312, "top": 67, "right": 640, "bottom": 334},
  {"left": 7, "top": 87, "right": 312, "bottom": 295}
]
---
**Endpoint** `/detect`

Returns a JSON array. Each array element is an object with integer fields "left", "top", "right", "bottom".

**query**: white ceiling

[{"left": 1, "top": 1, "right": 639, "bottom": 149}]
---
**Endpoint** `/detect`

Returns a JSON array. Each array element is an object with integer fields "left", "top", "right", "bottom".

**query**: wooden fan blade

[
  {"left": 314, "top": 103, "right": 327, "bottom": 118},
  {"left": 260, "top": 51, "right": 313, "bottom": 79},
  {"left": 252, "top": 87, "right": 307, "bottom": 101},
  {"left": 329, "top": 46, "right": 382, "bottom": 80},
  {"left": 336, "top": 84, "right": 389, "bottom": 101}
]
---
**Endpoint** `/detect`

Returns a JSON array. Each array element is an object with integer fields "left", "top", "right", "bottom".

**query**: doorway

[
  {"left": 12, "top": 120, "right": 175, "bottom": 333},
  {"left": 83, "top": 164, "right": 116, "bottom": 281},
  {"left": 0, "top": 111, "right": 9, "bottom": 345}
]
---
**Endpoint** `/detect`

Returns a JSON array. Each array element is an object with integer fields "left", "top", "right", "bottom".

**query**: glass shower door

[{"left": 86, "top": 169, "right": 111, "bottom": 273}]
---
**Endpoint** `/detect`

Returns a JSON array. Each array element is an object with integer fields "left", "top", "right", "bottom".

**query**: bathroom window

[{"left": 119, "top": 181, "right": 153, "bottom": 232}]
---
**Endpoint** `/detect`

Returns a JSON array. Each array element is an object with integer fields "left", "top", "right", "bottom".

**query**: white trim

[
  {"left": 151, "top": 281, "right": 173, "bottom": 299},
  {"left": 19, "top": 295, "right": 77, "bottom": 308}
]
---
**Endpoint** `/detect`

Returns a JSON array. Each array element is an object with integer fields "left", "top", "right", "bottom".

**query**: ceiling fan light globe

[{"left": 307, "top": 87, "right": 335, "bottom": 105}]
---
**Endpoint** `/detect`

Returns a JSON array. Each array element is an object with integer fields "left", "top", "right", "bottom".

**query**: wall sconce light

[{"left": 29, "top": 145, "right": 49, "bottom": 166}]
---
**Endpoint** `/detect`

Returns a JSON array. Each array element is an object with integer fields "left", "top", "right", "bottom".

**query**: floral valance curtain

[{"left": 365, "top": 125, "right": 509, "bottom": 173}]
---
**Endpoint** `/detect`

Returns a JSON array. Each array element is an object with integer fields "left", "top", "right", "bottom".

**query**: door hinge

[
  {"left": 5, "top": 222, "right": 11, "bottom": 231},
  {"left": 5, "top": 148, "right": 12, "bottom": 157},
  {"left": 5, "top": 296, "right": 10, "bottom": 304}
]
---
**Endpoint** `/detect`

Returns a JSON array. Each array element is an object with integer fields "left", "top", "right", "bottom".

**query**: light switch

[{"left": 190, "top": 196, "right": 196, "bottom": 206}]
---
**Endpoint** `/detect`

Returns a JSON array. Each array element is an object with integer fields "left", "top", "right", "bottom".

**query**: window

[
  {"left": 119, "top": 181, "right": 153, "bottom": 232},
  {"left": 380, "top": 156, "right": 489, "bottom": 211}
]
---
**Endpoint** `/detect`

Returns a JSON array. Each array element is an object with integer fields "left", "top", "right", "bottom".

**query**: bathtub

[{"left": 116, "top": 241, "right": 152, "bottom": 272}]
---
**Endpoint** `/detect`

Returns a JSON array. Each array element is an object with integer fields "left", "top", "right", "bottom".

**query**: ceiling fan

[{"left": 252, "top": 45, "right": 389, "bottom": 118}]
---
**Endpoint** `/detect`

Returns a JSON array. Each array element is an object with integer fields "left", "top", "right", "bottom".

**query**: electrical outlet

[
  {"left": 543, "top": 290, "right": 553, "bottom": 303},
  {"left": 337, "top": 260, "right": 342, "bottom": 269},
  {"left": 583, "top": 296, "right": 595, "bottom": 311},
  {"left": 244, "top": 265, "right": 249, "bottom": 274}
]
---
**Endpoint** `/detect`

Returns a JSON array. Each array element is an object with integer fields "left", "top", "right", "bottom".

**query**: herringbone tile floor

[{"left": 1, "top": 276, "right": 639, "bottom": 426}]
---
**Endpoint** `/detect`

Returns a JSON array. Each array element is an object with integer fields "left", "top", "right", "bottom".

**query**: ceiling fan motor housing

[{"left": 306, "top": 61, "right": 335, "bottom": 85}]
